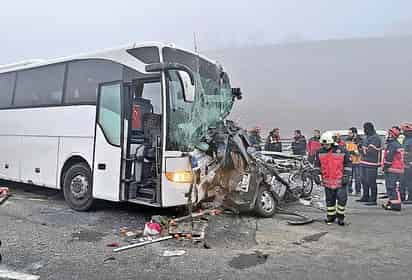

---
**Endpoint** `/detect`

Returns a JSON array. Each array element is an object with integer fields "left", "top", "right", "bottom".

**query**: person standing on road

[
  {"left": 400, "top": 123, "right": 412, "bottom": 202},
  {"left": 265, "top": 128, "right": 282, "bottom": 152},
  {"left": 307, "top": 129, "right": 322, "bottom": 164},
  {"left": 346, "top": 127, "right": 363, "bottom": 196},
  {"left": 334, "top": 133, "right": 346, "bottom": 147},
  {"left": 249, "top": 127, "right": 262, "bottom": 150},
  {"left": 314, "top": 132, "right": 351, "bottom": 226},
  {"left": 292, "top": 130, "right": 307, "bottom": 156},
  {"left": 382, "top": 127, "right": 404, "bottom": 211},
  {"left": 357, "top": 122, "right": 382, "bottom": 206}
]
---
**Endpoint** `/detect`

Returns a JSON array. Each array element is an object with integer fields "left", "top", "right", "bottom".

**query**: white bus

[{"left": 0, "top": 42, "right": 239, "bottom": 210}]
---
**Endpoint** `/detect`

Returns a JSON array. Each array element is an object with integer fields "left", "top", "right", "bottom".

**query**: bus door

[
  {"left": 93, "top": 82, "right": 123, "bottom": 201},
  {"left": 123, "top": 78, "right": 163, "bottom": 205}
]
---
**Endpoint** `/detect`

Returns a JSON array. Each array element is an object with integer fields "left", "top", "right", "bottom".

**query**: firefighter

[
  {"left": 346, "top": 127, "right": 362, "bottom": 196},
  {"left": 401, "top": 123, "right": 412, "bottom": 201},
  {"left": 382, "top": 127, "right": 404, "bottom": 211},
  {"left": 292, "top": 130, "right": 307, "bottom": 156},
  {"left": 265, "top": 128, "right": 282, "bottom": 152},
  {"left": 315, "top": 132, "right": 351, "bottom": 226},
  {"left": 307, "top": 129, "right": 321, "bottom": 164},
  {"left": 358, "top": 122, "right": 382, "bottom": 206}
]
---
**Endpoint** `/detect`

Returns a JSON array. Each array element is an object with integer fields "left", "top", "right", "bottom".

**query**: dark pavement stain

[
  {"left": 229, "top": 251, "right": 269, "bottom": 269},
  {"left": 71, "top": 229, "right": 106, "bottom": 242},
  {"left": 301, "top": 231, "right": 328, "bottom": 243}
]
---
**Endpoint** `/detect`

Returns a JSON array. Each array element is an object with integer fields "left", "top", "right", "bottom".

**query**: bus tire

[{"left": 62, "top": 162, "right": 94, "bottom": 211}]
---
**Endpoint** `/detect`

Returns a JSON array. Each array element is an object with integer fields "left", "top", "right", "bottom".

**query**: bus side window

[
  {"left": 65, "top": 60, "right": 122, "bottom": 105},
  {"left": 0, "top": 73, "right": 15, "bottom": 108},
  {"left": 140, "top": 81, "right": 161, "bottom": 114},
  {"left": 14, "top": 64, "right": 65, "bottom": 107},
  {"left": 98, "top": 83, "right": 122, "bottom": 146}
]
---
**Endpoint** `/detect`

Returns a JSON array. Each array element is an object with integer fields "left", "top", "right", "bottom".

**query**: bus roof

[{"left": 0, "top": 42, "right": 218, "bottom": 74}]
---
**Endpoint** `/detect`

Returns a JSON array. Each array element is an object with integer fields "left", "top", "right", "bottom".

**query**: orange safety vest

[{"left": 346, "top": 141, "right": 361, "bottom": 164}]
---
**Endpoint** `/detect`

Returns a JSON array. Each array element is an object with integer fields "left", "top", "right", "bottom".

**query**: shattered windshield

[{"left": 163, "top": 47, "right": 234, "bottom": 151}]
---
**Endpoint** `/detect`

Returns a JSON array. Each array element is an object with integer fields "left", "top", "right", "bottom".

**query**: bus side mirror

[
  {"left": 146, "top": 62, "right": 195, "bottom": 86},
  {"left": 232, "top": 88, "right": 242, "bottom": 100}
]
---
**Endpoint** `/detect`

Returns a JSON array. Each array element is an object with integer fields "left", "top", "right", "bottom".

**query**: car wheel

[
  {"left": 63, "top": 162, "right": 94, "bottom": 211},
  {"left": 301, "top": 172, "right": 314, "bottom": 198},
  {"left": 254, "top": 187, "right": 277, "bottom": 217}
]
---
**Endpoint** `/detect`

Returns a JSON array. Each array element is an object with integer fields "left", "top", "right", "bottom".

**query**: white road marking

[{"left": 0, "top": 266, "right": 40, "bottom": 280}]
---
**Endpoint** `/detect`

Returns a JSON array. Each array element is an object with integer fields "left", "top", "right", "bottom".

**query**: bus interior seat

[{"left": 131, "top": 97, "right": 153, "bottom": 143}]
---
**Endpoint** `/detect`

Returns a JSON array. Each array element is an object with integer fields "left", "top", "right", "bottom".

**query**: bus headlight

[{"left": 165, "top": 171, "right": 193, "bottom": 183}]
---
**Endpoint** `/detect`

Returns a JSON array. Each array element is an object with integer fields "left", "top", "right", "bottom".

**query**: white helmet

[{"left": 320, "top": 131, "right": 335, "bottom": 145}]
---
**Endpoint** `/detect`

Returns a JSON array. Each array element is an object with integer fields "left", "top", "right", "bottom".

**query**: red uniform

[{"left": 315, "top": 145, "right": 351, "bottom": 223}]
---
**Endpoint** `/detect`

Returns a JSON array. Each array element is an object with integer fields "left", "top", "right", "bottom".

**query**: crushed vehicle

[{"left": 189, "top": 121, "right": 318, "bottom": 217}]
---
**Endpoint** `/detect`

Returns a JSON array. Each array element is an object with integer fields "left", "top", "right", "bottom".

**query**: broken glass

[{"left": 163, "top": 47, "right": 234, "bottom": 151}]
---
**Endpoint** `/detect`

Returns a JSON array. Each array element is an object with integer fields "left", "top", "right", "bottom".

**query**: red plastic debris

[{"left": 0, "top": 187, "right": 10, "bottom": 205}]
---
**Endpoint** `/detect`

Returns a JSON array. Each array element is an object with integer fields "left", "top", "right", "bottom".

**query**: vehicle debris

[
  {"left": 0, "top": 187, "right": 10, "bottom": 205},
  {"left": 190, "top": 120, "right": 318, "bottom": 218},
  {"left": 143, "top": 221, "right": 162, "bottom": 236},
  {"left": 103, "top": 257, "right": 116, "bottom": 263},
  {"left": 113, "top": 236, "right": 173, "bottom": 253},
  {"left": 106, "top": 242, "right": 120, "bottom": 248},
  {"left": 162, "top": 250, "right": 186, "bottom": 257}
]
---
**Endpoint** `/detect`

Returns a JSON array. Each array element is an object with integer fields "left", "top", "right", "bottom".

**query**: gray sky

[{"left": 1, "top": 0, "right": 412, "bottom": 64}]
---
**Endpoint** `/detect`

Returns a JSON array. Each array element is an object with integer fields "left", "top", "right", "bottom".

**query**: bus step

[{"left": 136, "top": 187, "right": 156, "bottom": 200}]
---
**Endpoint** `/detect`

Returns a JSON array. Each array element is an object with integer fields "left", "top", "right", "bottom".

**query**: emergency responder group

[{"left": 250, "top": 121, "right": 412, "bottom": 224}]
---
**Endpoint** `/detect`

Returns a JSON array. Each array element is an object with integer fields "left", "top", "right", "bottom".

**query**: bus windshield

[{"left": 163, "top": 47, "right": 234, "bottom": 151}]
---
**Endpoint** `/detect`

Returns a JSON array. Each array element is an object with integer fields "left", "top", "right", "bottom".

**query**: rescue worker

[
  {"left": 382, "top": 127, "right": 404, "bottom": 211},
  {"left": 357, "top": 122, "right": 382, "bottom": 206},
  {"left": 265, "top": 128, "right": 282, "bottom": 152},
  {"left": 346, "top": 127, "right": 362, "bottom": 196},
  {"left": 249, "top": 127, "right": 262, "bottom": 151},
  {"left": 401, "top": 123, "right": 412, "bottom": 201},
  {"left": 334, "top": 133, "right": 346, "bottom": 147},
  {"left": 307, "top": 129, "right": 321, "bottom": 164},
  {"left": 292, "top": 130, "right": 307, "bottom": 156},
  {"left": 315, "top": 132, "right": 351, "bottom": 226}
]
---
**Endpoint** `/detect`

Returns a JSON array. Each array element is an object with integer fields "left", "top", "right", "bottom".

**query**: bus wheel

[{"left": 63, "top": 162, "right": 94, "bottom": 211}]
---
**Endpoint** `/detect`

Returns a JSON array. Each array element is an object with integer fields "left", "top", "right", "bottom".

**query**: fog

[
  {"left": 1, "top": 0, "right": 412, "bottom": 63},
  {"left": 2, "top": 1, "right": 412, "bottom": 137}
]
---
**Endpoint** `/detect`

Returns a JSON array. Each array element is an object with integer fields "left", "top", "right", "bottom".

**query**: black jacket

[
  {"left": 265, "top": 136, "right": 282, "bottom": 152},
  {"left": 403, "top": 134, "right": 412, "bottom": 168},
  {"left": 292, "top": 135, "right": 307, "bottom": 156},
  {"left": 360, "top": 133, "right": 382, "bottom": 168}
]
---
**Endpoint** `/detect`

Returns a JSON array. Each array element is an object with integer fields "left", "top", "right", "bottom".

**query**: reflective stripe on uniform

[
  {"left": 337, "top": 204, "right": 345, "bottom": 214},
  {"left": 327, "top": 206, "right": 336, "bottom": 215}
]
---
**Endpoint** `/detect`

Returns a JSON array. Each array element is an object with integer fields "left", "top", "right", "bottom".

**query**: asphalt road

[{"left": 1, "top": 181, "right": 412, "bottom": 280}]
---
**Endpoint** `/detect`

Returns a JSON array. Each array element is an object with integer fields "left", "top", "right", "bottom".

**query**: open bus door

[
  {"left": 93, "top": 82, "right": 124, "bottom": 201},
  {"left": 122, "top": 78, "right": 163, "bottom": 206}
]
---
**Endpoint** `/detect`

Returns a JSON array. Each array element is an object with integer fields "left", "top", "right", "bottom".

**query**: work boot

[
  {"left": 356, "top": 197, "right": 369, "bottom": 202},
  {"left": 337, "top": 219, "right": 345, "bottom": 226},
  {"left": 324, "top": 216, "right": 336, "bottom": 225},
  {"left": 383, "top": 201, "right": 401, "bottom": 211}
]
